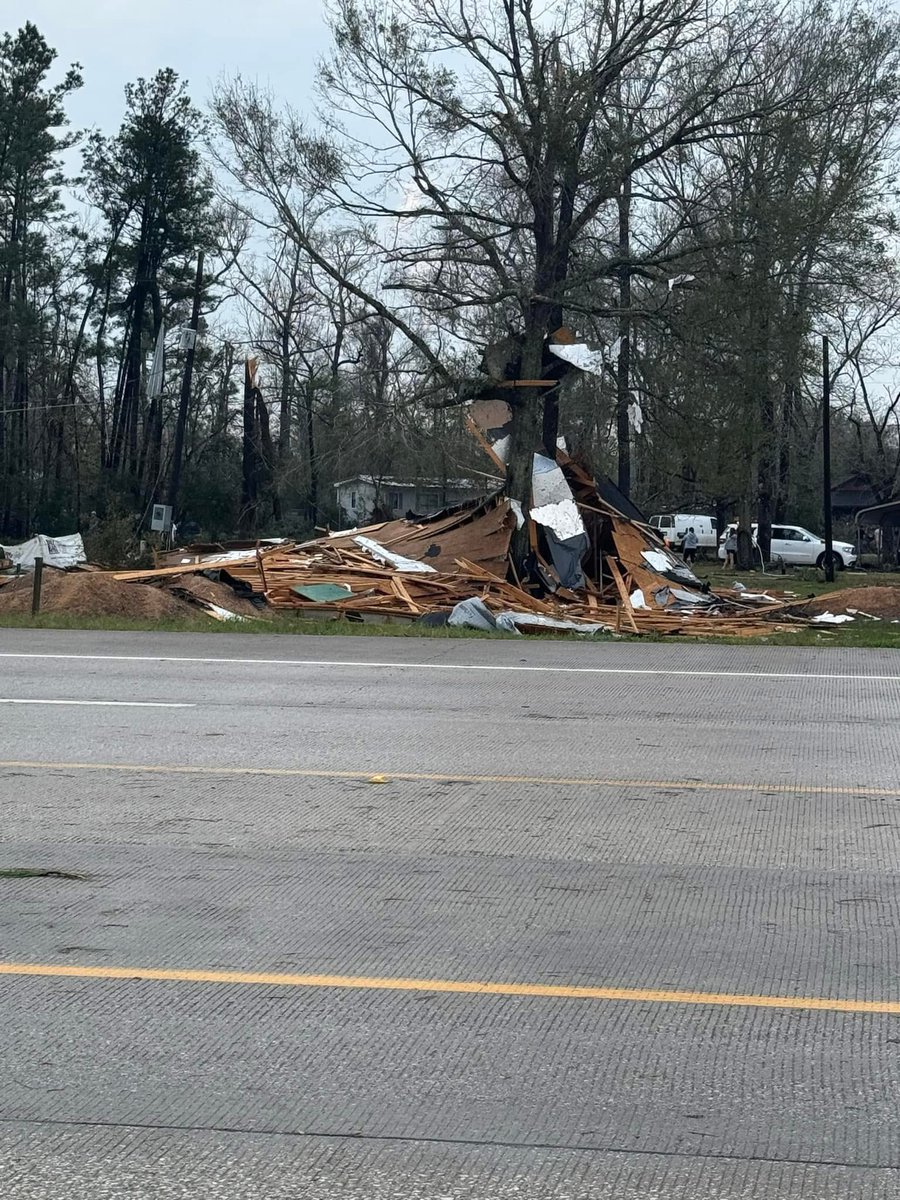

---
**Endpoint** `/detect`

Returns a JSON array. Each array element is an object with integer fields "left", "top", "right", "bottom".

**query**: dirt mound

[
  {"left": 803, "top": 585, "right": 900, "bottom": 621},
  {"left": 0, "top": 570, "right": 195, "bottom": 619},
  {"left": 166, "top": 573, "right": 267, "bottom": 618}
]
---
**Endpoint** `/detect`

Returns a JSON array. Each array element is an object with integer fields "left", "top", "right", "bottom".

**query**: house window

[
  {"left": 350, "top": 492, "right": 357, "bottom": 509},
  {"left": 389, "top": 490, "right": 403, "bottom": 510}
]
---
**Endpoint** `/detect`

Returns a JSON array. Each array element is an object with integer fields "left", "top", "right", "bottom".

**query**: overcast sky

[{"left": 6, "top": 0, "right": 330, "bottom": 134}]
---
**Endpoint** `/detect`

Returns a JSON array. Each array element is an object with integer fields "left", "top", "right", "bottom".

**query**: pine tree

[
  {"left": 0, "top": 22, "right": 81, "bottom": 533},
  {"left": 83, "top": 68, "right": 215, "bottom": 502}
]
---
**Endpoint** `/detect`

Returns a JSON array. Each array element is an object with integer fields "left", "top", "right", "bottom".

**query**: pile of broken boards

[{"left": 113, "top": 455, "right": 814, "bottom": 638}]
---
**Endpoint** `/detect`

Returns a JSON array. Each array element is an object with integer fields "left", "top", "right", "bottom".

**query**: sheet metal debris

[
  {"left": 353, "top": 536, "right": 438, "bottom": 573},
  {"left": 530, "top": 499, "right": 584, "bottom": 541}
]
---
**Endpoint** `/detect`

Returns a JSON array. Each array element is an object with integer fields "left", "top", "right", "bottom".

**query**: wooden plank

[
  {"left": 112, "top": 558, "right": 259, "bottom": 582},
  {"left": 465, "top": 413, "right": 507, "bottom": 472},
  {"left": 496, "top": 379, "right": 559, "bottom": 388},
  {"left": 550, "top": 325, "right": 577, "bottom": 345},
  {"left": 606, "top": 556, "right": 640, "bottom": 634},
  {"left": 390, "top": 577, "right": 421, "bottom": 613},
  {"left": 256, "top": 548, "right": 269, "bottom": 593}
]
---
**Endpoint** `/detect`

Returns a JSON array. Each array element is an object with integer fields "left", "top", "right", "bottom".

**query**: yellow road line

[
  {"left": 0, "top": 760, "right": 894, "bottom": 797},
  {"left": 0, "top": 961, "right": 897, "bottom": 1015}
]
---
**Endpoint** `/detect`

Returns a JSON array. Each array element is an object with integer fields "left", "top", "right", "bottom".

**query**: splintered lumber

[
  {"left": 256, "top": 548, "right": 269, "bottom": 593},
  {"left": 465, "top": 413, "right": 506, "bottom": 472},
  {"left": 110, "top": 469, "right": 817, "bottom": 638},
  {"left": 605, "top": 556, "right": 639, "bottom": 634},
  {"left": 113, "top": 556, "right": 260, "bottom": 582},
  {"left": 390, "top": 576, "right": 421, "bottom": 613}
]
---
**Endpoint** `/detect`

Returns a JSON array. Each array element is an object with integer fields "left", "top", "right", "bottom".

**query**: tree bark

[{"left": 304, "top": 378, "right": 318, "bottom": 526}]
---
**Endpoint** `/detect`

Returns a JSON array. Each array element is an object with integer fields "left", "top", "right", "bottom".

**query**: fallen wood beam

[
  {"left": 465, "top": 413, "right": 507, "bottom": 472},
  {"left": 390, "top": 576, "right": 421, "bottom": 613},
  {"left": 605, "top": 557, "right": 640, "bottom": 634}
]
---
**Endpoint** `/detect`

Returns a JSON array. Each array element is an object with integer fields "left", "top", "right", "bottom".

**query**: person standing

[
  {"left": 724, "top": 525, "right": 738, "bottom": 569},
  {"left": 682, "top": 526, "right": 700, "bottom": 564}
]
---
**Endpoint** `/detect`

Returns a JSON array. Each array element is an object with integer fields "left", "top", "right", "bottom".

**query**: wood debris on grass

[{"left": 106, "top": 458, "right": 822, "bottom": 637}]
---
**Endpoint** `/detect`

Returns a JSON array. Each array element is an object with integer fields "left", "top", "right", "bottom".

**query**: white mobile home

[{"left": 334, "top": 476, "right": 490, "bottom": 525}]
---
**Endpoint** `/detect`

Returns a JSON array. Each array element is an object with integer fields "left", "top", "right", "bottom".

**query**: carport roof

[{"left": 855, "top": 499, "right": 900, "bottom": 527}]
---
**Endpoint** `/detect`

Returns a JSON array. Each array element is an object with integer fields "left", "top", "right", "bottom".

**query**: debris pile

[
  {"left": 0, "top": 570, "right": 196, "bottom": 620},
  {"left": 801, "top": 586, "right": 900, "bottom": 623},
  {"left": 164, "top": 574, "right": 266, "bottom": 622},
  {"left": 107, "top": 456, "right": 817, "bottom": 636},
  {"left": 112, "top": 510, "right": 605, "bottom": 632},
  {"left": 9, "top": 386, "right": 879, "bottom": 635}
]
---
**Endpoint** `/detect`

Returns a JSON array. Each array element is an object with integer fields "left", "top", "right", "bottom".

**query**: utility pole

[
  {"left": 168, "top": 251, "right": 205, "bottom": 512},
  {"left": 822, "top": 335, "right": 835, "bottom": 582},
  {"left": 615, "top": 173, "right": 632, "bottom": 497}
]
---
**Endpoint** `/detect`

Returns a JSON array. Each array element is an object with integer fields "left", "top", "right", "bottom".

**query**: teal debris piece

[{"left": 292, "top": 583, "right": 354, "bottom": 603}]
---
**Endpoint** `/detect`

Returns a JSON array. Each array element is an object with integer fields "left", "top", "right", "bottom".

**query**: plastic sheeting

[
  {"left": 448, "top": 597, "right": 499, "bottom": 631},
  {"left": 652, "top": 585, "right": 713, "bottom": 610},
  {"left": 2, "top": 532, "right": 86, "bottom": 570},
  {"left": 549, "top": 338, "right": 621, "bottom": 377},
  {"left": 548, "top": 341, "right": 606, "bottom": 376},
  {"left": 545, "top": 529, "right": 588, "bottom": 589},
  {"left": 448, "top": 596, "right": 611, "bottom": 636},
  {"left": 499, "top": 611, "right": 611, "bottom": 635}
]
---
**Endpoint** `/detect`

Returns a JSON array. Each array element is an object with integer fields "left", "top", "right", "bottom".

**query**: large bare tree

[{"left": 212, "top": 0, "right": 792, "bottom": 563}]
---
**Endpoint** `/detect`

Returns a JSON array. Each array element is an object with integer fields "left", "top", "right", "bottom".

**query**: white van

[{"left": 649, "top": 514, "right": 718, "bottom": 551}]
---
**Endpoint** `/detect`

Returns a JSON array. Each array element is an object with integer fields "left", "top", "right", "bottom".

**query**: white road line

[
  {"left": 0, "top": 699, "right": 194, "bottom": 708},
  {"left": 0, "top": 651, "right": 896, "bottom": 683}
]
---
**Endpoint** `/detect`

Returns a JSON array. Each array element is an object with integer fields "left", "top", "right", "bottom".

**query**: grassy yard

[
  {"left": 0, "top": 609, "right": 515, "bottom": 638},
  {"left": 689, "top": 561, "right": 900, "bottom": 597}
]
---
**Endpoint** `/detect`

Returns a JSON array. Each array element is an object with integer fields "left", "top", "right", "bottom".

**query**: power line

[{"left": 1, "top": 401, "right": 88, "bottom": 414}]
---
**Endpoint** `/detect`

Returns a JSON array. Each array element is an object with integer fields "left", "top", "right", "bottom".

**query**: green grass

[
  {"left": 2, "top": 567, "right": 898, "bottom": 646},
  {"left": 0, "top": 609, "right": 522, "bottom": 638},
  {"left": 766, "top": 623, "right": 900, "bottom": 649},
  {"left": 691, "top": 562, "right": 899, "bottom": 598}
]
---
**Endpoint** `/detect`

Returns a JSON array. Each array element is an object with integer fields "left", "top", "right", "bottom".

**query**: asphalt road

[{"left": 1, "top": 628, "right": 899, "bottom": 1198}]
